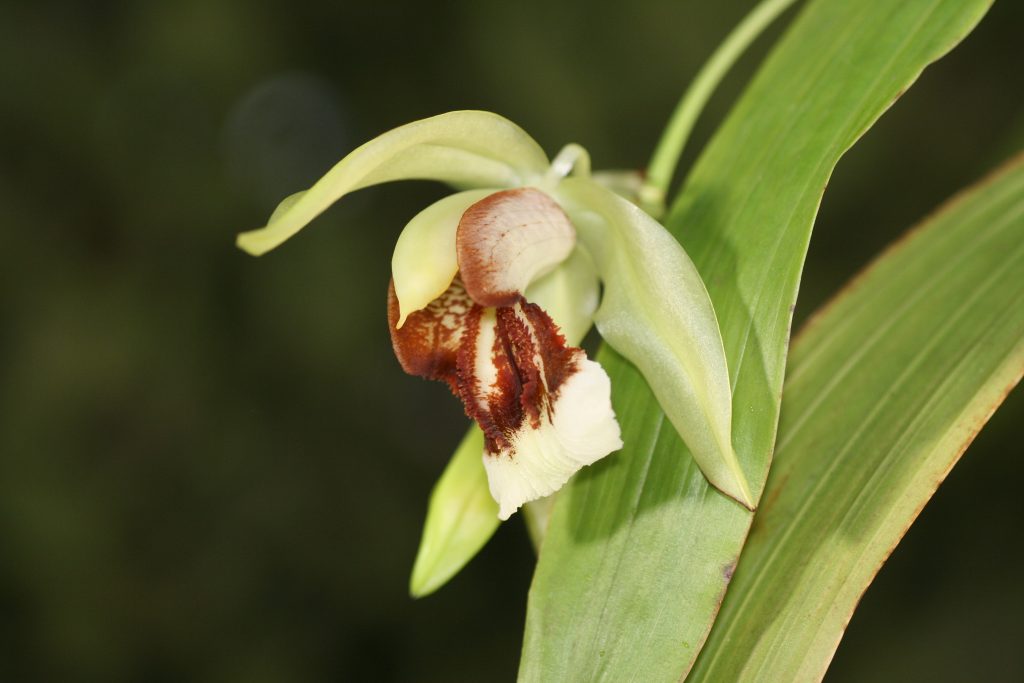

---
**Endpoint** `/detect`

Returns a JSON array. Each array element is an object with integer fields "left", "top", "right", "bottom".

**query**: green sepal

[
  {"left": 409, "top": 427, "right": 498, "bottom": 598},
  {"left": 556, "top": 178, "right": 753, "bottom": 509},
  {"left": 392, "top": 189, "right": 497, "bottom": 326},
  {"left": 237, "top": 111, "right": 549, "bottom": 256}
]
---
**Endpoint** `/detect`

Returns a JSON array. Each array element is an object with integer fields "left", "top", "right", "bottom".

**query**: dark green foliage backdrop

[{"left": 0, "top": 1, "right": 1020, "bottom": 680}]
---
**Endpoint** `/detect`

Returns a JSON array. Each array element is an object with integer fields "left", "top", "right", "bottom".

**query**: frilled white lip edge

[
  {"left": 389, "top": 280, "right": 622, "bottom": 519},
  {"left": 483, "top": 357, "right": 622, "bottom": 520}
]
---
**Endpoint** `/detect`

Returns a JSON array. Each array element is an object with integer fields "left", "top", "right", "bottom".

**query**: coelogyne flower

[
  {"left": 237, "top": 111, "right": 753, "bottom": 519},
  {"left": 387, "top": 188, "right": 622, "bottom": 520}
]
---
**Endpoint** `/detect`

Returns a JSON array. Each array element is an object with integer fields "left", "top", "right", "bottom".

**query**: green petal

[
  {"left": 523, "top": 247, "right": 599, "bottom": 346},
  {"left": 555, "top": 178, "right": 753, "bottom": 509},
  {"left": 409, "top": 427, "right": 499, "bottom": 598},
  {"left": 237, "top": 111, "right": 550, "bottom": 256},
  {"left": 392, "top": 189, "right": 497, "bottom": 327}
]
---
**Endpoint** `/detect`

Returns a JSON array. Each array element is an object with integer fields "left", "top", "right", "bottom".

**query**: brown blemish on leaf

[{"left": 756, "top": 472, "right": 790, "bottom": 517}]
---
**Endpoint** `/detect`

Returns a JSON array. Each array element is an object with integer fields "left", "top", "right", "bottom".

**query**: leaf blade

[
  {"left": 689, "top": 153, "right": 1024, "bottom": 682},
  {"left": 519, "top": 1, "right": 993, "bottom": 680}
]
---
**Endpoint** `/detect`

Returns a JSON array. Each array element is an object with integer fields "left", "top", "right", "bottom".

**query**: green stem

[{"left": 640, "top": 0, "right": 800, "bottom": 218}]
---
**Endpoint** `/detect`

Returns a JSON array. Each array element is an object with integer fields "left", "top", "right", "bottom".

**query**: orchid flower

[{"left": 236, "top": 111, "right": 753, "bottom": 520}]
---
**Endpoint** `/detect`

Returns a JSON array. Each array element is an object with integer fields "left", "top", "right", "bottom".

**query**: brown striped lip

[{"left": 388, "top": 276, "right": 621, "bottom": 519}]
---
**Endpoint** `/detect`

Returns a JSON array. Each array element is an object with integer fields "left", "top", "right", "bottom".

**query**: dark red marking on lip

[
  {"left": 388, "top": 277, "right": 583, "bottom": 459},
  {"left": 519, "top": 301, "right": 579, "bottom": 402},
  {"left": 387, "top": 278, "right": 470, "bottom": 395}
]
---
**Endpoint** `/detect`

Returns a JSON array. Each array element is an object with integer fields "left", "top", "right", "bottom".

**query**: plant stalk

[{"left": 640, "top": 0, "right": 800, "bottom": 217}]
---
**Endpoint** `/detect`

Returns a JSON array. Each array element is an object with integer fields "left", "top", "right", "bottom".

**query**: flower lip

[
  {"left": 483, "top": 355, "right": 622, "bottom": 519},
  {"left": 388, "top": 278, "right": 582, "bottom": 453},
  {"left": 456, "top": 188, "right": 576, "bottom": 308},
  {"left": 388, "top": 277, "right": 621, "bottom": 519},
  {"left": 387, "top": 278, "right": 469, "bottom": 392}
]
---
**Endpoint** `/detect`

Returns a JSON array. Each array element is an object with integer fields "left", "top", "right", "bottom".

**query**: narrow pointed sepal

[
  {"left": 409, "top": 427, "right": 499, "bottom": 598},
  {"left": 555, "top": 178, "right": 754, "bottom": 509},
  {"left": 236, "top": 111, "right": 550, "bottom": 256}
]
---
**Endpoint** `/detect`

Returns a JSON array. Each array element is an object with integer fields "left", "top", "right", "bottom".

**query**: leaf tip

[{"left": 707, "top": 451, "right": 756, "bottom": 511}]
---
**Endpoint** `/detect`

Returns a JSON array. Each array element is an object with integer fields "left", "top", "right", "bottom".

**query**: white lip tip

[{"left": 482, "top": 356, "right": 622, "bottom": 520}]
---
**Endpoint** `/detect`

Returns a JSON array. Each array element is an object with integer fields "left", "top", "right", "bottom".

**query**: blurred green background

[{"left": 0, "top": 1, "right": 1020, "bottom": 681}]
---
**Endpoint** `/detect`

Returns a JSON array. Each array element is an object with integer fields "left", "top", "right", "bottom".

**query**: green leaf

[
  {"left": 519, "top": 0, "right": 992, "bottom": 680},
  {"left": 689, "top": 153, "right": 1024, "bottom": 682},
  {"left": 236, "top": 111, "right": 549, "bottom": 256},
  {"left": 409, "top": 427, "right": 498, "bottom": 598},
  {"left": 556, "top": 179, "right": 752, "bottom": 508}
]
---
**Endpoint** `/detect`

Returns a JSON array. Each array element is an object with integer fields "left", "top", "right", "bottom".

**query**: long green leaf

[
  {"left": 689, "top": 153, "right": 1024, "bottom": 682},
  {"left": 519, "top": 1, "right": 992, "bottom": 680}
]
